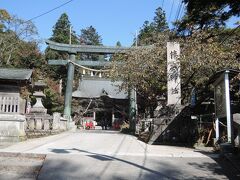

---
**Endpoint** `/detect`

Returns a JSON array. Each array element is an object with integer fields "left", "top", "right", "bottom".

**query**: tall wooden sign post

[{"left": 46, "top": 40, "right": 134, "bottom": 129}]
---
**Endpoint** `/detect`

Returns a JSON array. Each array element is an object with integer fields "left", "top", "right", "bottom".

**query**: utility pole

[
  {"left": 135, "top": 30, "right": 138, "bottom": 47},
  {"left": 135, "top": 30, "right": 138, "bottom": 118},
  {"left": 69, "top": 26, "right": 72, "bottom": 45},
  {"left": 129, "top": 30, "right": 138, "bottom": 132}
]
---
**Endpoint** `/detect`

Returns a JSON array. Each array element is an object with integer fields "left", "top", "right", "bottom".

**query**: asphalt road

[{"left": 0, "top": 130, "right": 233, "bottom": 179}]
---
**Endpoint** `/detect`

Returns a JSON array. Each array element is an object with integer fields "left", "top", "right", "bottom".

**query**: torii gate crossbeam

[{"left": 46, "top": 40, "right": 130, "bottom": 54}]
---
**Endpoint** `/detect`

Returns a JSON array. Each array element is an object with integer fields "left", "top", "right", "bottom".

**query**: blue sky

[{"left": 1, "top": 0, "right": 239, "bottom": 50}]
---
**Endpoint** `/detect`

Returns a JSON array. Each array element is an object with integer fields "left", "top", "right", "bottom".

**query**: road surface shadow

[
  {"left": 193, "top": 149, "right": 240, "bottom": 179},
  {"left": 49, "top": 147, "right": 175, "bottom": 179}
]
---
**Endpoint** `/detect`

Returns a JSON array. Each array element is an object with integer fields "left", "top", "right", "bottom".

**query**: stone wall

[
  {"left": 0, "top": 91, "right": 27, "bottom": 142},
  {"left": 0, "top": 112, "right": 68, "bottom": 142},
  {"left": 0, "top": 92, "right": 68, "bottom": 141},
  {"left": 25, "top": 112, "right": 68, "bottom": 138},
  {"left": 0, "top": 114, "right": 26, "bottom": 142}
]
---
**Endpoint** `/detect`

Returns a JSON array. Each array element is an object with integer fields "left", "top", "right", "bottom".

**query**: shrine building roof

[
  {"left": 72, "top": 78, "right": 128, "bottom": 99},
  {"left": 0, "top": 68, "right": 33, "bottom": 81}
]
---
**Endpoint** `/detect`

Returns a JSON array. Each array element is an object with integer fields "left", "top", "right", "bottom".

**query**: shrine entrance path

[{"left": 0, "top": 130, "right": 230, "bottom": 179}]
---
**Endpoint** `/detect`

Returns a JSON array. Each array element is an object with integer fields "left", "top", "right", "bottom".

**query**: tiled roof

[
  {"left": 72, "top": 78, "right": 128, "bottom": 99},
  {"left": 0, "top": 68, "right": 33, "bottom": 80}
]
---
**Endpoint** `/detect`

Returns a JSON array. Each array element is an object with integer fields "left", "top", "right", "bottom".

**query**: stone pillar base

[
  {"left": 28, "top": 118, "right": 35, "bottom": 130},
  {"left": 68, "top": 121, "right": 77, "bottom": 132},
  {"left": 35, "top": 118, "right": 43, "bottom": 130},
  {"left": 52, "top": 112, "right": 60, "bottom": 130},
  {"left": 0, "top": 114, "right": 26, "bottom": 142},
  {"left": 60, "top": 117, "right": 68, "bottom": 130},
  {"left": 44, "top": 119, "right": 50, "bottom": 130}
]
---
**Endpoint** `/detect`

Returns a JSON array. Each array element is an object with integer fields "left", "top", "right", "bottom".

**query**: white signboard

[{"left": 167, "top": 42, "right": 181, "bottom": 105}]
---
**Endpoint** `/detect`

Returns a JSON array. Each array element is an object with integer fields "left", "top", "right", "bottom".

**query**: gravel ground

[{"left": 0, "top": 152, "right": 46, "bottom": 180}]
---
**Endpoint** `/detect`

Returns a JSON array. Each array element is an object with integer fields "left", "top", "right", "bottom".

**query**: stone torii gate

[{"left": 46, "top": 40, "right": 136, "bottom": 129}]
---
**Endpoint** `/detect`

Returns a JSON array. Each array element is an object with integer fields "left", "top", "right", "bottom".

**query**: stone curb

[{"left": 0, "top": 152, "right": 46, "bottom": 159}]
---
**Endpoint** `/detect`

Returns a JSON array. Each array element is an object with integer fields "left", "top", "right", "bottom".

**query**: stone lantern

[
  {"left": 31, "top": 80, "right": 47, "bottom": 114},
  {"left": 27, "top": 80, "right": 51, "bottom": 131}
]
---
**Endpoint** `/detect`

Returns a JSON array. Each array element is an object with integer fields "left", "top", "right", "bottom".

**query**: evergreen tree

[
  {"left": 45, "top": 13, "right": 78, "bottom": 80},
  {"left": 137, "top": 7, "right": 169, "bottom": 45},
  {"left": 176, "top": 0, "right": 240, "bottom": 35},
  {"left": 137, "top": 21, "right": 155, "bottom": 45},
  {"left": 79, "top": 26, "right": 102, "bottom": 45},
  {"left": 79, "top": 26, "right": 102, "bottom": 60},
  {"left": 50, "top": 13, "right": 78, "bottom": 44},
  {"left": 116, "top": 41, "right": 122, "bottom": 47},
  {"left": 151, "top": 7, "right": 169, "bottom": 32}
]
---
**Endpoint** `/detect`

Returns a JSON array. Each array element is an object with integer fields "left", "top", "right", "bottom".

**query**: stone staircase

[
  {"left": 148, "top": 117, "right": 173, "bottom": 145},
  {"left": 148, "top": 105, "right": 190, "bottom": 145}
]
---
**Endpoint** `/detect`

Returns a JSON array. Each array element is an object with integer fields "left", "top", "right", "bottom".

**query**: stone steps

[
  {"left": 148, "top": 123, "right": 168, "bottom": 145},
  {"left": 138, "top": 132, "right": 150, "bottom": 143},
  {"left": 148, "top": 105, "right": 190, "bottom": 145}
]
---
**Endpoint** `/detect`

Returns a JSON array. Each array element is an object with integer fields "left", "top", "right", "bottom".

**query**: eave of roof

[
  {"left": 0, "top": 68, "right": 33, "bottom": 81},
  {"left": 208, "top": 69, "right": 240, "bottom": 85}
]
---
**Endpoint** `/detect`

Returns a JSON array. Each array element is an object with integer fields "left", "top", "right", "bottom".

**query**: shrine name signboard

[{"left": 167, "top": 42, "right": 181, "bottom": 105}]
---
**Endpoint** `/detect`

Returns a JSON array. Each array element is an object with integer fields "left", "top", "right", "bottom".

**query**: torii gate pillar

[{"left": 64, "top": 53, "right": 75, "bottom": 120}]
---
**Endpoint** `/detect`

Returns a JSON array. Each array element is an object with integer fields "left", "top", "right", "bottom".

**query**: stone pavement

[
  {"left": 0, "top": 130, "right": 212, "bottom": 157},
  {"left": 0, "top": 130, "right": 236, "bottom": 179}
]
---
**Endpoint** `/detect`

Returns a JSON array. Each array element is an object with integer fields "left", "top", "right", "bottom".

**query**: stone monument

[{"left": 167, "top": 42, "right": 181, "bottom": 105}]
